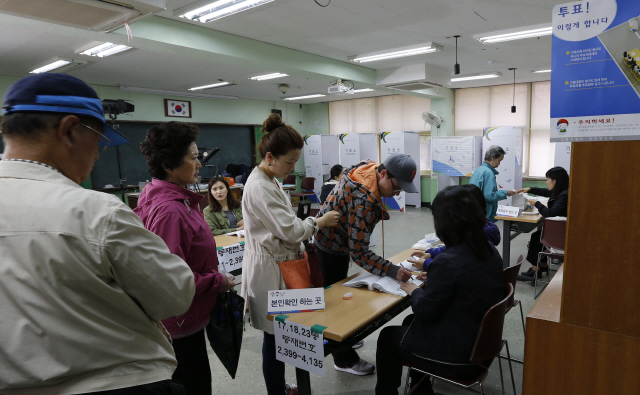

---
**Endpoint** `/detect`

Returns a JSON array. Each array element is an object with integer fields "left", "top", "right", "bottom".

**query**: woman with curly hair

[{"left": 135, "top": 121, "right": 235, "bottom": 395}]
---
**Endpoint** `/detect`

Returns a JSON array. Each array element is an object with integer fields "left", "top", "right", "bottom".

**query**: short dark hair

[
  {"left": 207, "top": 176, "right": 240, "bottom": 212},
  {"left": 545, "top": 166, "right": 569, "bottom": 199},
  {"left": 330, "top": 164, "right": 343, "bottom": 179},
  {"left": 462, "top": 184, "right": 488, "bottom": 216},
  {"left": 377, "top": 163, "right": 394, "bottom": 178},
  {"left": 257, "top": 114, "right": 303, "bottom": 159},
  {"left": 0, "top": 112, "right": 99, "bottom": 140},
  {"left": 140, "top": 122, "right": 200, "bottom": 180},
  {"left": 432, "top": 185, "right": 492, "bottom": 260}
]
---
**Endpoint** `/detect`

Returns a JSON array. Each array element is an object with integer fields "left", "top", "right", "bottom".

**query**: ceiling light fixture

[
  {"left": 30, "top": 57, "right": 87, "bottom": 74},
  {"left": 283, "top": 94, "right": 326, "bottom": 101},
  {"left": 353, "top": 88, "right": 375, "bottom": 93},
  {"left": 188, "top": 82, "right": 232, "bottom": 91},
  {"left": 454, "top": 35, "right": 461, "bottom": 75},
  {"left": 80, "top": 42, "right": 132, "bottom": 57},
  {"left": 509, "top": 67, "right": 517, "bottom": 113},
  {"left": 250, "top": 73, "right": 289, "bottom": 81},
  {"left": 532, "top": 69, "right": 551, "bottom": 73},
  {"left": 450, "top": 72, "right": 502, "bottom": 82},
  {"left": 474, "top": 24, "right": 552, "bottom": 44},
  {"left": 119, "top": 85, "right": 237, "bottom": 101},
  {"left": 349, "top": 42, "right": 442, "bottom": 63},
  {"left": 179, "top": 0, "right": 275, "bottom": 23}
]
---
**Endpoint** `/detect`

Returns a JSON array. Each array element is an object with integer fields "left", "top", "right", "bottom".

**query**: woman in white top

[{"left": 242, "top": 114, "right": 339, "bottom": 395}]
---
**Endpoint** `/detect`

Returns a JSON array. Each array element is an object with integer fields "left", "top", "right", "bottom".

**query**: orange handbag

[{"left": 262, "top": 247, "right": 311, "bottom": 289}]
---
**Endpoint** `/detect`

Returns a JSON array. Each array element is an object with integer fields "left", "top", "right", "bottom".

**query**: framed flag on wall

[{"left": 164, "top": 99, "right": 192, "bottom": 118}]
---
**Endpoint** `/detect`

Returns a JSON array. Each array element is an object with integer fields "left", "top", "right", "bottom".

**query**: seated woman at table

[
  {"left": 516, "top": 166, "right": 569, "bottom": 283},
  {"left": 375, "top": 186, "right": 504, "bottom": 395},
  {"left": 375, "top": 185, "right": 504, "bottom": 395},
  {"left": 204, "top": 176, "right": 244, "bottom": 236},
  {"left": 407, "top": 184, "right": 500, "bottom": 271}
]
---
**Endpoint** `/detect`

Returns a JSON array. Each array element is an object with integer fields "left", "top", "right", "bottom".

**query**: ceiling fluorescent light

[
  {"left": 179, "top": 0, "right": 275, "bottom": 23},
  {"left": 349, "top": 42, "right": 442, "bottom": 63},
  {"left": 533, "top": 69, "right": 552, "bottom": 73},
  {"left": 451, "top": 72, "right": 502, "bottom": 82},
  {"left": 30, "top": 57, "right": 87, "bottom": 74},
  {"left": 474, "top": 24, "right": 552, "bottom": 44},
  {"left": 283, "top": 94, "right": 326, "bottom": 101},
  {"left": 120, "top": 85, "right": 237, "bottom": 101},
  {"left": 80, "top": 42, "right": 132, "bottom": 57},
  {"left": 353, "top": 88, "right": 375, "bottom": 93},
  {"left": 250, "top": 73, "right": 289, "bottom": 81},
  {"left": 188, "top": 82, "right": 232, "bottom": 91}
]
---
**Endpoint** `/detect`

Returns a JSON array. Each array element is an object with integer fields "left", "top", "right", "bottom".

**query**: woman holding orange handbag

[{"left": 241, "top": 114, "right": 339, "bottom": 395}]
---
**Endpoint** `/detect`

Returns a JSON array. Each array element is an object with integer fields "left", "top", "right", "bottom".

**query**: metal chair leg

[
  {"left": 480, "top": 382, "right": 485, "bottom": 395},
  {"left": 497, "top": 354, "right": 505, "bottom": 395},
  {"left": 519, "top": 302, "right": 526, "bottom": 333},
  {"left": 505, "top": 340, "right": 517, "bottom": 395}
]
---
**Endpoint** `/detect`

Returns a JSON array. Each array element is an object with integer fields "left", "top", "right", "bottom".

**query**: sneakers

[
  {"left": 285, "top": 383, "right": 297, "bottom": 395},
  {"left": 334, "top": 358, "right": 375, "bottom": 375},
  {"left": 352, "top": 340, "right": 364, "bottom": 349}
]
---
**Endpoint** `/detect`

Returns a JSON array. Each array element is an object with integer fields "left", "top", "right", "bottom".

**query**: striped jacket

[{"left": 314, "top": 161, "right": 399, "bottom": 279}]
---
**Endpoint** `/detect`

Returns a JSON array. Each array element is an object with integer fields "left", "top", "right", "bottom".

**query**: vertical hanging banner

[
  {"left": 551, "top": 0, "right": 640, "bottom": 142},
  {"left": 380, "top": 132, "right": 406, "bottom": 212},
  {"left": 303, "top": 135, "right": 323, "bottom": 201}
]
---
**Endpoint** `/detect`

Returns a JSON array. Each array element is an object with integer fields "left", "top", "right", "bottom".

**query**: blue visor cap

[{"left": 2, "top": 73, "right": 130, "bottom": 148}]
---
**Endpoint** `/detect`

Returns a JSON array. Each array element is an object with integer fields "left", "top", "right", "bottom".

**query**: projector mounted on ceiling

[
  {"left": 328, "top": 79, "right": 354, "bottom": 95},
  {"left": 0, "top": 0, "right": 165, "bottom": 32}
]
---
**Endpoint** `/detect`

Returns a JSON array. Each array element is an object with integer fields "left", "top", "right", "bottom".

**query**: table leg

[
  {"left": 295, "top": 367, "right": 312, "bottom": 395},
  {"left": 502, "top": 220, "right": 511, "bottom": 268}
]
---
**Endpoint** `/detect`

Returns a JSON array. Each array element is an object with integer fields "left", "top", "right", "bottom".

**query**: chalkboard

[{"left": 91, "top": 122, "right": 255, "bottom": 188}]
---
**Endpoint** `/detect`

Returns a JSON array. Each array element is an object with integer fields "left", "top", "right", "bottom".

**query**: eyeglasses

[
  {"left": 80, "top": 123, "right": 111, "bottom": 151},
  {"left": 390, "top": 177, "right": 403, "bottom": 193}
]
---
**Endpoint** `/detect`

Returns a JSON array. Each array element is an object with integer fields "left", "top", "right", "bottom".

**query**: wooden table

[
  {"left": 495, "top": 213, "right": 543, "bottom": 268},
  {"left": 214, "top": 234, "right": 245, "bottom": 248},
  {"left": 267, "top": 248, "right": 419, "bottom": 394}
]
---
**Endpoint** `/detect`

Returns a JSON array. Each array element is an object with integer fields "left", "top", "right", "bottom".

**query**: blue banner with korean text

[{"left": 551, "top": 0, "right": 640, "bottom": 141}]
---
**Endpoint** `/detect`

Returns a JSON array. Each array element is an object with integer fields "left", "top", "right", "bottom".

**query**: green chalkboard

[{"left": 91, "top": 122, "right": 255, "bottom": 188}]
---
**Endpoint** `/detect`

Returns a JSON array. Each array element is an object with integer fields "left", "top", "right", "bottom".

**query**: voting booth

[
  {"left": 338, "top": 133, "right": 380, "bottom": 168},
  {"left": 303, "top": 135, "right": 340, "bottom": 202},
  {"left": 554, "top": 142, "right": 572, "bottom": 174},
  {"left": 379, "top": 131, "right": 421, "bottom": 211},
  {"left": 432, "top": 136, "right": 483, "bottom": 193},
  {"left": 482, "top": 127, "right": 524, "bottom": 207}
]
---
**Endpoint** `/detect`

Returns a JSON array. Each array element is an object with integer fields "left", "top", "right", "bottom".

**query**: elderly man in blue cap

[{"left": 0, "top": 73, "right": 194, "bottom": 395}]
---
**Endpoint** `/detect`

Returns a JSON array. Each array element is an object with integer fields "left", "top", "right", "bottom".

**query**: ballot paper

[{"left": 343, "top": 272, "right": 423, "bottom": 297}]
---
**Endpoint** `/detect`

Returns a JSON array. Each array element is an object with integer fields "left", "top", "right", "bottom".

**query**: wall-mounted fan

[{"left": 422, "top": 110, "right": 444, "bottom": 130}]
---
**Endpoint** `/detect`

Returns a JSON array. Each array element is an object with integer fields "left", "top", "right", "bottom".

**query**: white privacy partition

[
  {"left": 481, "top": 127, "right": 524, "bottom": 207},
  {"left": 432, "top": 136, "right": 483, "bottom": 193},
  {"left": 379, "top": 131, "right": 421, "bottom": 211}
]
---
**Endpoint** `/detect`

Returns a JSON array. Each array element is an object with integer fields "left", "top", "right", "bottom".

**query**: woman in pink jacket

[{"left": 136, "top": 121, "right": 234, "bottom": 395}]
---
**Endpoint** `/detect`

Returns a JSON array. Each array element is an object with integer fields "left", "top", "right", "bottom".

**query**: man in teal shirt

[{"left": 469, "top": 145, "right": 516, "bottom": 222}]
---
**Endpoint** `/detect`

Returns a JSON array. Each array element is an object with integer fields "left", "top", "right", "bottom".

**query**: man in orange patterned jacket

[{"left": 314, "top": 153, "right": 418, "bottom": 376}]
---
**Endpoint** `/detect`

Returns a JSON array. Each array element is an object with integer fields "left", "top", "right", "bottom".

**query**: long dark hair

[
  {"left": 432, "top": 185, "right": 492, "bottom": 260},
  {"left": 208, "top": 177, "right": 240, "bottom": 212},
  {"left": 462, "top": 184, "right": 488, "bottom": 216},
  {"left": 545, "top": 166, "right": 569, "bottom": 199}
]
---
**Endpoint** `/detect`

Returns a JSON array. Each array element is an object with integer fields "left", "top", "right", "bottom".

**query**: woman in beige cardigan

[{"left": 242, "top": 114, "right": 339, "bottom": 395}]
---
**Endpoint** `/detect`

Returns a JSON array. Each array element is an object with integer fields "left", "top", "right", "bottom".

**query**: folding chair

[
  {"left": 403, "top": 283, "right": 516, "bottom": 395},
  {"left": 291, "top": 177, "right": 317, "bottom": 203},
  {"left": 501, "top": 255, "right": 526, "bottom": 364},
  {"left": 534, "top": 218, "right": 566, "bottom": 299}
]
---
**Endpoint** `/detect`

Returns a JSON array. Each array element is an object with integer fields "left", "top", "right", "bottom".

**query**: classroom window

[{"left": 529, "top": 81, "right": 554, "bottom": 177}]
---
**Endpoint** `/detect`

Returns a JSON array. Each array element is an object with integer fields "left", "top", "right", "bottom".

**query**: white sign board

[
  {"left": 554, "top": 142, "right": 572, "bottom": 174},
  {"left": 339, "top": 134, "right": 361, "bottom": 168},
  {"left": 216, "top": 242, "right": 244, "bottom": 272},
  {"left": 267, "top": 288, "right": 325, "bottom": 315},
  {"left": 496, "top": 205, "right": 521, "bottom": 218},
  {"left": 274, "top": 316, "right": 325, "bottom": 376},
  {"left": 432, "top": 136, "right": 483, "bottom": 177}
]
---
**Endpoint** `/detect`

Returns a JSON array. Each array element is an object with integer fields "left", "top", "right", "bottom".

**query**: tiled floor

[{"left": 209, "top": 206, "right": 541, "bottom": 394}]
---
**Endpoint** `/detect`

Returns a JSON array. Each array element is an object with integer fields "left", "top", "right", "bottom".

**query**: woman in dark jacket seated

[
  {"left": 515, "top": 166, "right": 569, "bottom": 283},
  {"left": 375, "top": 185, "right": 504, "bottom": 395}
]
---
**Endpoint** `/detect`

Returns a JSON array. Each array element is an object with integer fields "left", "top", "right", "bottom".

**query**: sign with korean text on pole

[
  {"left": 551, "top": 0, "right": 640, "bottom": 142},
  {"left": 216, "top": 242, "right": 244, "bottom": 272},
  {"left": 274, "top": 315, "right": 325, "bottom": 377},
  {"left": 267, "top": 288, "right": 325, "bottom": 315}
]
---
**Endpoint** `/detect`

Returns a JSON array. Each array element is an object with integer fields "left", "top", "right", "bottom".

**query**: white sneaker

[
  {"left": 352, "top": 340, "right": 364, "bottom": 349},
  {"left": 334, "top": 358, "right": 375, "bottom": 375}
]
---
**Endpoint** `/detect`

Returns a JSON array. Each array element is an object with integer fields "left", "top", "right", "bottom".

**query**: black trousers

[
  {"left": 526, "top": 229, "right": 544, "bottom": 265},
  {"left": 375, "top": 315, "right": 483, "bottom": 395},
  {"left": 171, "top": 329, "right": 212, "bottom": 395},
  {"left": 86, "top": 380, "right": 185, "bottom": 394},
  {"left": 317, "top": 247, "right": 360, "bottom": 367}
]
